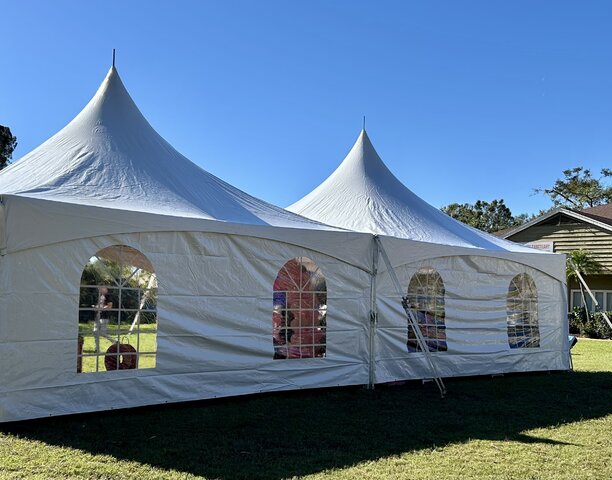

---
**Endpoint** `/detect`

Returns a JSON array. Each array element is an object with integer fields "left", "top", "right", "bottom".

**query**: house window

[
  {"left": 570, "top": 289, "right": 612, "bottom": 312},
  {"left": 406, "top": 268, "right": 447, "bottom": 352},
  {"left": 78, "top": 245, "right": 157, "bottom": 373},
  {"left": 507, "top": 273, "right": 539, "bottom": 349},
  {"left": 272, "top": 257, "right": 327, "bottom": 359}
]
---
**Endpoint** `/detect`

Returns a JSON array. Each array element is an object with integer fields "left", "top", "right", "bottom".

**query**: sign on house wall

[{"left": 525, "top": 241, "right": 554, "bottom": 252}]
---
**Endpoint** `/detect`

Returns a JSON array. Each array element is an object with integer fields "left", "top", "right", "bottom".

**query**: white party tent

[
  {"left": 0, "top": 67, "right": 569, "bottom": 422},
  {"left": 288, "top": 130, "right": 570, "bottom": 384},
  {"left": 0, "top": 66, "right": 377, "bottom": 422}
]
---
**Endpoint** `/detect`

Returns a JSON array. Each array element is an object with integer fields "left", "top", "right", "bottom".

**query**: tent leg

[{"left": 367, "top": 237, "right": 379, "bottom": 390}]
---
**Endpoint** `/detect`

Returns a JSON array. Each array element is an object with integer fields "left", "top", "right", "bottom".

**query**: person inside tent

[
  {"left": 93, "top": 286, "right": 115, "bottom": 353},
  {"left": 273, "top": 259, "right": 326, "bottom": 359}
]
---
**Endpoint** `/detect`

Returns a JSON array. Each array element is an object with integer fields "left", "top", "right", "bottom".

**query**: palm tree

[{"left": 566, "top": 249, "right": 603, "bottom": 313}]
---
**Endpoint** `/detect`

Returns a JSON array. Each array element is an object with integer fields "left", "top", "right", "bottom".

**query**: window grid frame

[
  {"left": 507, "top": 273, "right": 540, "bottom": 349},
  {"left": 406, "top": 267, "right": 447, "bottom": 353},
  {"left": 77, "top": 245, "right": 158, "bottom": 373},
  {"left": 273, "top": 257, "right": 327, "bottom": 360}
]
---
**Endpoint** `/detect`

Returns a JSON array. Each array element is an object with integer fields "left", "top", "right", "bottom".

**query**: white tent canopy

[
  {"left": 288, "top": 129, "right": 536, "bottom": 253},
  {"left": 0, "top": 67, "right": 371, "bottom": 265},
  {"left": 0, "top": 66, "right": 327, "bottom": 230}
]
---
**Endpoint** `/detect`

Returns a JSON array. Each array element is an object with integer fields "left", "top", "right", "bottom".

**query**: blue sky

[{"left": 2, "top": 0, "right": 611, "bottom": 215}]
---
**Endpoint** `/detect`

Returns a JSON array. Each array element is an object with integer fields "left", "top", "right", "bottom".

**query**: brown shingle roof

[
  {"left": 496, "top": 205, "right": 612, "bottom": 239},
  {"left": 580, "top": 204, "right": 612, "bottom": 227},
  {"left": 492, "top": 226, "right": 516, "bottom": 237}
]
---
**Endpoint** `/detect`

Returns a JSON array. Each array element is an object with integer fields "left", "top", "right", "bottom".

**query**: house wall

[
  {"left": 508, "top": 223, "right": 612, "bottom": 272},
  {"left": 567, "top": 274, "right": 611, "bottom": 291},
  {"left": 508, "top": 222, "right": 612, "bottom": 309}
]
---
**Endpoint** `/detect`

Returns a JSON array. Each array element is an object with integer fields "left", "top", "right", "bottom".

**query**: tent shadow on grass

[{"left": 3, "top": 371, "right": 612, "bottom": 479}]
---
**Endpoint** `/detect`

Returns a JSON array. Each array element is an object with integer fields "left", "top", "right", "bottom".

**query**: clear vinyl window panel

[
  {"left": 406, "top": 267, "right": 447, "bottom": 352},
  {"left": 272, "top": 257, "right": 327, "bottom": 359},
  {"left": 77, "top": 245, "right": 158, "bottom": 373},
  {"left": 507, "top": 273, "right": 540, "bottom": 349}
]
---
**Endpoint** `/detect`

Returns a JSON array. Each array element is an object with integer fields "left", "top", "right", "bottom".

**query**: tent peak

[
  {"left": 112, "top": 48, "right": 116, "bottom": 67},
  {"left": 0, "top": 64, "right": 334, "bottom": 230},
  {"left": 287, "top": 129, "right": 541, "bottom": 251},
  {"left": 344, "top": 128, "right": 384, "bottom": 169}
]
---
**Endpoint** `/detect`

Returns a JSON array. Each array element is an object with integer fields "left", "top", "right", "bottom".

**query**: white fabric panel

[
  {"left": 0, "top": 231, "right": 370, "bottom": 422},
  {"left": 0, "top": 232, "right": 571, "bottom": 422},
  {"left": 1, "top": 196, "right": 373, "bottom": 272},
  {"left": 0, "top": 363, "right": 368, "bottom": 423},
  {"left": 379, "top": 235, "right": 566, "bottom": 282},
  {"left": 374, "top": 350, "right": 569, "bottom": 382},
  {"left": 288, "top": 130, "right": 543, "bottom": 253},
  {"left": 374, "top": 255, "right": 570, "bottom": 383}
]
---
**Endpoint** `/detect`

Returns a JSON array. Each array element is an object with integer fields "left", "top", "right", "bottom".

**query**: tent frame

[
  {"left": 368, "top": 238, "right": 379, "bottom": 389},
  {"left": 375, "top": 236, "right": 447, "bottom": 397}
]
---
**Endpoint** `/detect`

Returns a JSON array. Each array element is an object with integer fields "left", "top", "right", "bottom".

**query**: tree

[
  {"left": 565, "top": 248, "right": 612, "bottom": 337},
  {"left": 566, "top": 248, "right": 603, "bottom": 314},
  {"left": 0, "top": 125, "right": 18, "bottom": 170},
  {"left": 441, "top": 199, "right": 526, "bottom": 233},
  {"left": 535, "top": 167, "right": 612, "bottom": 210},
  {"left": 566, "top": 248, "right": 603, "bottom": 281}
]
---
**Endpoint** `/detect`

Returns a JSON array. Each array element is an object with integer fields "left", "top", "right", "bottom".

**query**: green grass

[
  {"left": 79, "top": 322, "right": 157, "bottom": 372},
  {"left": 1, "top": 339, "right": 611, "bottom": 479}
]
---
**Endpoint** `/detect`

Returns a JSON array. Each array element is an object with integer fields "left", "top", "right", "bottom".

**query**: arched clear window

[
  {"left": 507, "top": 273, "right": 539, "bottom": 348},
  {"left": 406, "top": 267, "right": 447, "bottom": 352},
  {"left": 272, "top": 257, "right": 327, "bottom": 359},
  {"left": 78, "top": 245, "right": 158, "bottom": 373}
]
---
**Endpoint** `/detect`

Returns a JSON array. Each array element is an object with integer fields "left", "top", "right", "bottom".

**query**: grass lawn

[
  {"left": 79, "top": 322, "right": 157, "bottom": 372},
  {"left": 1, "top": 339, "right": 611, "bottom": 479}
]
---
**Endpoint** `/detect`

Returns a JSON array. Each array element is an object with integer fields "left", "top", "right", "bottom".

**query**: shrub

[{"left": 569, "top": 307, "right": 612, "bottom": 339}]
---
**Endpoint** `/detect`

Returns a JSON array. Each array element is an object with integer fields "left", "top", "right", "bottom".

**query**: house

[{"left": 499, "top": 205, "right": 612, "bottom": 312}]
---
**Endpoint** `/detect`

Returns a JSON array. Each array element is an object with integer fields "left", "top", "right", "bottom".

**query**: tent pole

[
  {"left": 578, "top": 282, "right": 588, "bottom": 317},
  {"left": 129, "top": 274, "right": 157, "bottom": 334},
  {"left": 375, "top": 237, "right": 447, "bottom": 397},
  {"left": 367, "top": 236, "right": 379, "bottom": 390},
  {"left": 0, "top": 197, "right": 6, "bottom": 257}
]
